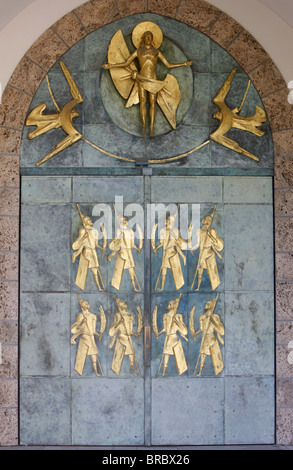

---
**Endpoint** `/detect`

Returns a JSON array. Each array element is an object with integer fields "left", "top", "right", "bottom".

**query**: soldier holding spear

[{"left": 190, "top": 293, "right": 225, "bottom": 376}]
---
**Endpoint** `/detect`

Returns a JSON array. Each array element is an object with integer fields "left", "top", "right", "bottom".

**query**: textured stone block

[
  {"left": 176, "top": 0, "right": 221, "bottom": 34},
  {"left": 275, "top": 189, "right": 293, "bottom": 217},
  {"left": 52, "top": 12, "right": 87, "bottom": 47},
  {"left": 273, "top": 129, "right": 293, "bottom": 156},
  {"left": 263, "top": 88, "right": 293, "bottom": 132},
  {"left": 277, "top": 379, "right": 293, "bottom": 407},
  {"left": 276, "top": 282, "right": 293, "bottom": 320},
  {"left": 26, "top": 29, "right": 68, "bottom": 71},
  {"left": 0, "top": 187, "right": 19, "bottom": 216},
  {"left": 0, "top": 128, "right": 21, "bottom": 155},
  {"left": 275, "top": 218, "right": 293, "bottom": 252},
  {"left": 208, "top": 13, "right": 243, "bottom": 49},
  {"left": 0, "top": 156, "right": 19, "bottom": 187},
  {"left": 0, "top": 409, "right": 18, "bottom": 446},
  {"left": 8, "top": 56, "right": 46, "bottom": 96},
  {"left": 117, "top": 0, "right": 147, "bottom": 17},
  {"left": 274, "top": 157, "right": 293, "bottom": 188},
  {"left": 0, "top": 320, "right": 18, "bottom": 344},
  {"left": 227, "top": 30, "right": 269, "bottom": 72},
  {"left": 0, "top": 252, "right": 18, "bottom": 281},
  {"left": 276, "top": 345, "right": 293, "bottom": 378},
  {"left": 0, "top": 345, "right": 18, "bottom": 378},
  {"left": 0, "top": 380, "right": 18, "bottom": 407},
  {"left": 0, "top": 281, "right": 18, "bottom": 320},
  {"left": 0, "top": 216, "right": 19, "bottom": 252},
  {"left": 148, "top": 0, "right": 180, "bottom": 17},
  {"left": 249, "top": 59, "right": 286, "bottom": 98},
  {"left": 0, "top": 86, "right": 32, "bottom": 129},
  {"left": 276, "top": 253, "right": 293, "bottom": 281},
  {"left": 74, "top": 0, "right": 120, "bottom": 32},
  {"left": 277, "top": 407, "right": 293, "bottom": 445}
]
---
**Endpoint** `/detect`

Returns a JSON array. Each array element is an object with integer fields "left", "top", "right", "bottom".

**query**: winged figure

[
  {"left": 26, "top": 61, "right": 84, "bottom": 166},
  {"left": 210, "top": 68, "right": 266, "bottom": 162}
]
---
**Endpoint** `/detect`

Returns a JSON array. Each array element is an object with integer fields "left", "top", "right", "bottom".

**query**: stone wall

[{"left": 0, "top": 0, "right": 293, "bottom": 446}]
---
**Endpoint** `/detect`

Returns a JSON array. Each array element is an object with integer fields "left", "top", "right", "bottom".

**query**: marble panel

[
  {"left": 72, "top": 378, "right": 144, "bottom": 445},
  {"left": 225, "top": 291, "right": 275, "bottom": 376},
  {"left": 224, "top": 204, "right": 274, "bottom": 291},
  {"left": 72, "top": 176, "right": 144, "bottom": 202},
  {"left": 20, "top": 377, "right": 71, "bottom": 445},
  {"left": 152, "top": 378, "right": 224, "bottom": 445},
  {"left": 223, "top": 176, "right": 273, "bottom": 203},
  {"left": 225, "top": 376, "right": 275, "bottom": 444},
  {"left": 21, "top": 176, "right": 72, "bottom": 204},
  {"left": 20, "top": 293, "right": 71, "bottom": 376},
  {"left": 151, "top": 176, "right": 223, "bottom": 202},
  {"left": 20, "top": 204, "right": 71, "bottom": 292}
]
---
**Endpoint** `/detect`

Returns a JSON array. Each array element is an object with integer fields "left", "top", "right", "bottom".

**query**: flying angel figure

[
  {"left": 210, "top": 68, "right": 266, "bottom": 162},
  {"left": 102, "top": 21, "right": 193, "bottom": 136},
  {"left": 26, "top": 61, "right": 84, "bottom": 166}
]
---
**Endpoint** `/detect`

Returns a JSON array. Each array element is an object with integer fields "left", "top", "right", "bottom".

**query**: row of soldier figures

[
  {"left": 71, "top": 293, "right": 225, "bottom": 378},
  {"left": 72, "top": 203, "right": 224, "bottom": 293}
]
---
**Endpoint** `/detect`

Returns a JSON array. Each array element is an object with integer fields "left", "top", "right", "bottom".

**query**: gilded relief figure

[
  {"left": 71, "top": 296, "right": 106, "bottom": 376},
  {"left": 153, "top": 294, "right": 188, "bottom": 376},
  {"left": 191, "top": 205, "right": 224, "bottom": 292},
  {"left": 152, "top": 210, "right": 193, "bottom": 291},
  {"left": 190, "top": 294, "right": 224, "bottom": 376},
  {"left": 101, "top": 21, "right": 193, "bottom": 136},
  {"left": 109, "top": 296, "right": 143, "bottom": 376},
  {"left": 26, "top": 61, "right": 84, "bottom": 166},
  {"left": 108, "top": 205, "right": 143, "bottom": 292},
  {"left": 72, "top": 204, "right": 107, "bottom": 291},
  {"left": 210, "top": 68, "right": 266, "bottom": 162}
]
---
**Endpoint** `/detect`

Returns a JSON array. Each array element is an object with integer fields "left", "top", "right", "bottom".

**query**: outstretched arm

[
  {"left": 158, "top": 51, "right": 192, "bottom": 69},
  {"left": 102, "top": 50, "right": 138, "bottom": 70}
]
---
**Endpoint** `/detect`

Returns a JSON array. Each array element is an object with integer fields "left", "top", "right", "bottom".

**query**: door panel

[{"left": 20, "top": 174, "right": 275, "bottom": 446}]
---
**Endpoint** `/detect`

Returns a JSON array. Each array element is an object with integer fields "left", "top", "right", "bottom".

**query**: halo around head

[{"left": 132, "top": 21, "right": 163, "bottom": 49}]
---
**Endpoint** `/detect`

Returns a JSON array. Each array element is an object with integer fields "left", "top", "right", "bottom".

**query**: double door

[{"left": 20, "top": 174, "right": 275, "bottom": 446}]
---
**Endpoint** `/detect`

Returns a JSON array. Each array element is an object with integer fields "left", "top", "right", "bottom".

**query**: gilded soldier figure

[
  {"left": 153, "top": 295, "right": 188, "bottom": 376},
  {"left": 70, "top": 297, "right": 106, "bottom": 376},
  {"left": 108, "top": 207, "right": 143, "bottom": 292},
  {"left": 72, "top": 204, "right": 106, "bottom": 291},
  {"left": 190, "top": 294, "right": 225, "bottom": 376},
  {"left": 152, "top": 211, "right": 193, "bottom": 291},
  {"left": 191, "top": 205, "right": 224, "bottom": 291},
  {"left": 109, "top": 297, "right": 143, "bottom": 376}
]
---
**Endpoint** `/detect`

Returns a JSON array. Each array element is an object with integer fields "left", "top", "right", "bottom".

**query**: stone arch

[{"left": 1, "top": 0, "right": 293, "bottom": 446}]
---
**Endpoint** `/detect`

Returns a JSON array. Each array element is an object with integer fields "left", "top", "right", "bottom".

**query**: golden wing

[
  {"left": 157, "top": 74, "right": 181, "bottom": 129},
  {"left": 108, "top": 29, "right": 137, "bottom": 101}
]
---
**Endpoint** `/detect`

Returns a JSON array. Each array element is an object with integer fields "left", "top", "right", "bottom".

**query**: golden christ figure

[{"left": 102, "top": 21, "right": 192, "bottom": 136}]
